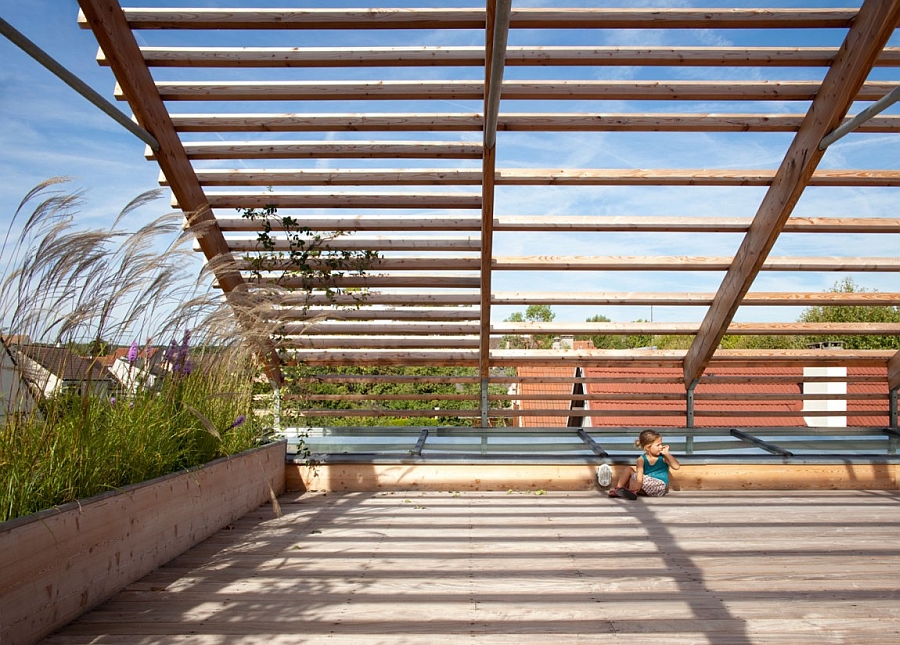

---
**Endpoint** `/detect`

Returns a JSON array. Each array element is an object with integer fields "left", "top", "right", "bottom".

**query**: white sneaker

[{"left": 597, "top": 463, "right": 612, "bottom": 487}]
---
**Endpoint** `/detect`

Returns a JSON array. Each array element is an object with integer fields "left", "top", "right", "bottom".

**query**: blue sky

[{"left": 1, "top": 0, "right": 897, "bottom": 329}]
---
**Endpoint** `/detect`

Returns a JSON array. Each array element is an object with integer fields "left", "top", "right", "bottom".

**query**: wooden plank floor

[{"left": 42, "top": 490, "right": 900, "bottom": 644}]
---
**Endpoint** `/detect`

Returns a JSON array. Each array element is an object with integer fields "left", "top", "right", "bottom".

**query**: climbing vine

[{"left": 238, "top": 205, "right": 379, "bottom": 308}]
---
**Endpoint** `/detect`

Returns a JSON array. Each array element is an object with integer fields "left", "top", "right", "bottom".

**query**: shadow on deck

[{"left": 42, "top": 489, "right": 900, "bottom": 644}]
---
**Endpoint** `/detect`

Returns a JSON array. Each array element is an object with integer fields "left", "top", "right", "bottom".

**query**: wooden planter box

[{"left": 0, "top": 440, "right": 286, "bottom": 645}]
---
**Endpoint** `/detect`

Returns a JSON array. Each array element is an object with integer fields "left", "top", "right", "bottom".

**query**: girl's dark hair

[{"left": 634, "top": 429, "right": 662, "bottom": 449}]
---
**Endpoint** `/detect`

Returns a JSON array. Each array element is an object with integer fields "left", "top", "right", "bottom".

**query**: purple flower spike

[
  {"left": 228, "top": 414, "right": 247, "bottom": 430},
  {"left": 164, "top": 338, "right": 179, "bottom": 365},
  {"left": 110, "top": 397, "right": 116, "bottom": 406},
  {"left": 127, "top": 340, "right": 138, "bottom": 364}
]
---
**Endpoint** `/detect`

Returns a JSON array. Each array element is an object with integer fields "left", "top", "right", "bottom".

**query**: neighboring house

[
  {"left": 100, "top": 346, "right": 164, "bottom": 394},
  {"left": 1, "top": 336, "right": 39, "bottom": 423},
  {"left": 11, "top": 343, "right": 116, "bottom": 399}
]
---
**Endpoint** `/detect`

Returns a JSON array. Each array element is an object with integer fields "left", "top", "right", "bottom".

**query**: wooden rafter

[{"left": 683, "top": 0, "right": 900, "bottom": 390}]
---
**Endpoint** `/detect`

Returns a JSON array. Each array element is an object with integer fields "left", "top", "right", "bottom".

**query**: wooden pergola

[{"left": 77, "top": 1, "right": 900, "bottom": 435}]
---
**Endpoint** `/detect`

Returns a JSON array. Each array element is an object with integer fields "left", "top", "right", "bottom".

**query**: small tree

[
  {"left": 502, "top": 305, "right": 556, "bottom": 349},
  {"left": 799, "top": 278, "right": 900, "bottom": 350}
]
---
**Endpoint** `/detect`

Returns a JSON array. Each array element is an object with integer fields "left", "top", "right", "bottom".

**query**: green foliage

[
  {"left": 798, "top": 278, "right": 900, "bottom": 350},
  {"left": 283, "top": 365, "right": 509, "bottom": 427},
  {"left": 238, "top": 206, "right": 379, "bottom": 305},
  {"left": 502, "top": 305, "right": 556, "bottom": 349}
]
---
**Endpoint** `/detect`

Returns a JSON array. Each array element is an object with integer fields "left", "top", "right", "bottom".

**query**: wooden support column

[
  {"left": 78, "top": 0, "right": 283, "bottom": 385},
  {"left": 889, "top": 349, "right": 899, "bottom": 428},
  {"left": 682, "top": 0, "right": 900, "bottom": 390},
  {"left": 889, "top": 350, "right": 900, "bottom": 392},
  {"left": 480, "top": 0, "right": 510, "bottom": 427}
]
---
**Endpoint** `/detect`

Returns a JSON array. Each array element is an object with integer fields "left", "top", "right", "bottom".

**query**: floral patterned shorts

[{"left": 630, "top": 473, "right": 668, "bottom": 497}]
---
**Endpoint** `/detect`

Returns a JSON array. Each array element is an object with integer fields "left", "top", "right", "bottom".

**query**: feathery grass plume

[{"left": 0, "top": 180, "right": 267, "bottom": 522}]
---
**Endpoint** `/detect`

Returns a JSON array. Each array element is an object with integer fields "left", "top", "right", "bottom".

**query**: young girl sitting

[{"left": 609, "top": 429, "right": 680, "bottom": 500}]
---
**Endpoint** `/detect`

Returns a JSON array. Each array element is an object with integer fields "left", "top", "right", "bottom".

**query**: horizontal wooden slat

[
  {"left": 100, "top": 8, "right": 863, "bottom": 30},
  {"left": 162, "top": 141, "right": 482, "bottom": 161},
  {"left": 237, "top": 258, "right": 480, "bottom": 272},
  {"left": 284, "top": 348, "right": 893, "bottom": 368},
  {"left": 491, "top": 256, "right": 900, "bottom": 271},
  {"left": 223, "top": 236, "right": 479, "bottom": 252},
  {"left": 294, "top": 406, "right": 882, "bottom": 418},
  {"left": 303, "top": 394, "right": 480, "bottom": 402},
  {"left": 235, "top": 255, "right": 900, "bottom": 273},
  {"left": 276, "top": 307, "right": 480, "bottom": 321},
  {"left": 190, "top": 168, "right": 900, "bottom": 188},
  {"left": 191, "top": 169, "right": 484, "bottom": 186},
  {"left": 201, "top": 192, "right": 481, "bottom": 209},
  {"left": 295, "top": 388, "right": 890, "bottom": 400},
  {"left": 125, "top": 45, "right": 900, "bottom": 68},
  {"left": 494, "top": 113, "right": 900, "bottom": 133},
  {"left": 284, "top": 349, "right": 480, "bottom": 367},
  {"left": 490, "top": 349, "right": 894, "bottom": 368},
  {"left": 494, "top": 168, "right": 900, "bottom": 187},
  {"left": 287, "top": 373, "right": 885, "bottom": 385},
  {"left": 216, "top": 215, "right": 482, "bottom": 232},
  {"left": 491, "top": 290, "right": 900, "bottom": 306},
  {"left": 275, "top": 292, "right": 481, "bottom": 307},
  {"left": 212, "top": 215, "right": 900, "bottom": 234},
  {"left": 492, "top": 321, "right": 900, "bottom": 336},
  {"left": 281, "top": 322, "right": 480, "bottom": 336},
  {"left": 141, "top": 80, "right": 900, "bottom": 102},
  {"left": 288, "top": 374, "right": 480, "bottom": 384},
  {"left": 168, "top": 112, "right": 900, "bottom": 133},
  {"left": 170, "top": 113, "right": 484, "bottom": 132},
  {"left": 280, "top": 336, "right": 480, "bottom": 349},
  {"left": 493, "top": 392, "right": 887, "bottom": 401},
  {"left": 499, "top": 216, "right": 900, "bottom": 233},
  {"left": 241, "top": 274, "right": 481, "bottom": 289}
]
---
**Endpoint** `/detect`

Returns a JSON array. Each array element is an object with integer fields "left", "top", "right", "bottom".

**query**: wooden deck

[{"left": 42, "top": 490, "right": 900, "bottom": 644}]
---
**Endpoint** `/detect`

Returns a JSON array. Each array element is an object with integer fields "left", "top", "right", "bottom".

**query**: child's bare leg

[{"left": 614, "top": 467, "right": 634, "bottom": 490}]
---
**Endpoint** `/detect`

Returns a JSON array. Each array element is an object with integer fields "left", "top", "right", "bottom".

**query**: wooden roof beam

[
  {"left": 683, "top": 0, "right": 900, "bottom": 390},
  {"left": 76, "top": 0, "right": 283, "bottom": 384}
]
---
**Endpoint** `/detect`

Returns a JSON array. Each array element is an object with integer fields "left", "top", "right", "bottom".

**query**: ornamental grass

[{"left": 0, "top": 179, "right": 271, "bottom": 522}]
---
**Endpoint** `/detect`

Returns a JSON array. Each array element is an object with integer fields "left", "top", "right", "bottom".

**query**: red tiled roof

[
  {"left": 514, "top": 366, "right": 577, "bottom": 427},
  {"left": 16, "top": 345, "right": 113, "bottom": 382},
  {"left": 582, "top": 365, "right": 889, "bottom": 427}
]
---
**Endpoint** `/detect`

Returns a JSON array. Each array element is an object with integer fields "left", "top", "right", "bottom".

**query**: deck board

[{"left": 41, "top": 490, "right": 900, "bottom": 644}]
